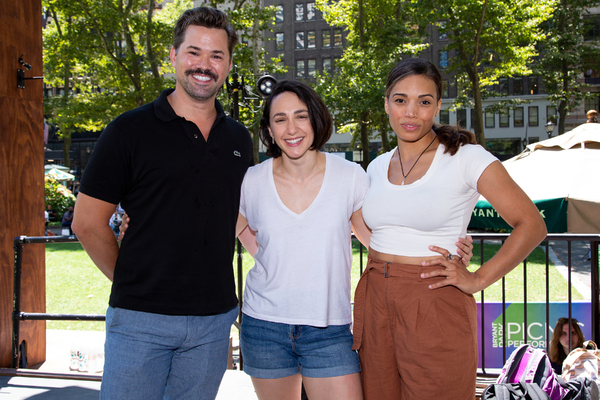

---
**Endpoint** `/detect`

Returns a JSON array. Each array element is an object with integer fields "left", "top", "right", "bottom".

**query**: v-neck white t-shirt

[
  {"left": 239, "top": 153, "right": 370, "bottom": 327},
  {"left": 362, "top": 143, "right": 497, "bottom": 257}
]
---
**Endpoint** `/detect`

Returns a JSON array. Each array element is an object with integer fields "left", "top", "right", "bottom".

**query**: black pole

[{"left": 12, "top": 236, "right": 24, "bottom": 368}]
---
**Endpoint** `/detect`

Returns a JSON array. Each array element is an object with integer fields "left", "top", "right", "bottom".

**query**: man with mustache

[{"left": 72, "top": 7, "right": 253, "bottom": 400}]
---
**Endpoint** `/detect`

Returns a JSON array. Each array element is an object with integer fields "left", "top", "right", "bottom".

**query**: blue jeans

[
  {"left": 240, "top": 314, "right": 360, "bottom": 379},
  {"left": 100, "top": 306, "right": 238, "bottom": 400}
]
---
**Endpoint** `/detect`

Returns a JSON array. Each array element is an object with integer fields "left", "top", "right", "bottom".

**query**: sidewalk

[
  {"left": 0, "top": 330, "right": 258, "bottom": 400},
  {"left": 548, "top": 240, "right": 595, "bottom": 300}
]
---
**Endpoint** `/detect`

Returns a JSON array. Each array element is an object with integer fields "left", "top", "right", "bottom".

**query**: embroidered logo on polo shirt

[{"left": 233, "top": 150, "right": 241, "bottom": 157}]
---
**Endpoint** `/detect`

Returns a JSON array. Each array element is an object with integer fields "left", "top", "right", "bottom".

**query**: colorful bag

[
  {"left": 562, "top": 341, "right": 600, "bottom": 389},
  {"left": 497, "top": 344, "right": 565, "bottom": 400},
  {"left": 482, "top": 382, "right": 550, "bottom": 400}
]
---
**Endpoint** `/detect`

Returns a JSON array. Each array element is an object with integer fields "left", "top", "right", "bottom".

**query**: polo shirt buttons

[{"left": 193, "top": 134, "right": 198, "bottom": 139}]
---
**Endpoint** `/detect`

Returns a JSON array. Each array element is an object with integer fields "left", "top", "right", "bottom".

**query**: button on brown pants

[{"left": 353, "top": 256, "right": 477, "bottom": 400}]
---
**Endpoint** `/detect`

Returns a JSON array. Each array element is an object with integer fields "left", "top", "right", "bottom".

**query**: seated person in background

[
  {"left": 62, "top": 206, "right": 74, "bottom": 235},
  {"left": 47, "top": 204, "right": 58, "bottom": 222},
  {"left": 549, "top": 317, "right": 585, "bottom": 374}
]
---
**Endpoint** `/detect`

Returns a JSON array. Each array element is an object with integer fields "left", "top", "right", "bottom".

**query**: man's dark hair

[
  {"left": 173, "top": 7, "right": 238, "bottom": 60},
  {"left": 259, "top": 80, "right": 333, "bottom": 158}
]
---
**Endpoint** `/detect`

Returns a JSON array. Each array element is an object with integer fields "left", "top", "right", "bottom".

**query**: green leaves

[{"left": 43, "top": 0, "right": 192, "bottom": 137}]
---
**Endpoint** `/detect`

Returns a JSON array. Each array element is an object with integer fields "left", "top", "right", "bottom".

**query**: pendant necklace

[{"left": 397, "top": 135, "right": 437, "bottom": 185}]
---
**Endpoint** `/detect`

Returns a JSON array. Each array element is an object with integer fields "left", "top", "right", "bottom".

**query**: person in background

[
  {"left": 72, "top": 7, "right": 252, "bottom": 400},
  {"left": 549, "top": 317, "right": 585, "bottom": 374},
  {"left": 45, "top": 208, "right": 49, "bottom": 236},
  {"left": 61, "top": 206, "right": 74, "bottom": 235},
  {"left": 47, "top": 204, "right": 57, "bottom": 222},
  {"left": 586, "top": 109, "right": 598, "bottom": 123},
  {"left": 353, "top": 58, "right": 547, "bottom": 399}
]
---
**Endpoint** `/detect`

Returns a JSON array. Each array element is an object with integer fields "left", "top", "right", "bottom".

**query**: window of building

[
  {"left": 306, "top": 3, "right": 316, "bottom": 21},
  {"left": 322, "top": 30, "right": 331, "bottom": 48},
  {"left": 295, "top": 3, "right": 304, "bottom": 21},
  {"left": 485, "top": 110, "right": 495, "bottom": 128},
  {"left": 485, "top": 138, "right": 522, "bottom": 159},
  {"left": 513, "top": 77, "right": 523, "bottom": 95},
  {"left": 439, "top": 109, "right": 450, "bottom": 125},
  {"left": 275, "top": 5, "right": 284, "bottom": 23},
  {"left": 585, "top": 97, "right": 599, "bottom": 113},
  {"left": 276, "top": 32, "right": 284, "bottom": 51},
  {"left": 438, "top": 21, "right": 448, "bottom": 40},
  {"left": 470, "top": 109, "right": 475, "bottom": 129},
  {"left": 323, "top": 57, "right": 331, "bottom": 74},
  {"left": 546, "top": 105, "right": 557, "bottom": 123},
  {"left": 499, "top": 109, "right": 509, "bottom": 127},
  {"left": 528, "top": 76, "right": 538, "bottom": 95},
  {"left": 295, "top": 32, "right": 305, "bottom": 50},
  {"left": 333, "top": 56, "right": 341, "bottom": 74},
  {"left": 307, "top": 31, "right": 316, "bottom": 49},
  {"left": 333, "top": 28, "right": 343, "bottom": 47},
  {"left": 457, "top": 109, "right": 467, "bottom": 129},
  {"left": 585, "top": 15, "right": 600, "bottom": 41},
  {"left": 308, "top": 59, "right": 316, "bottom": 77},
  {"left": 499, "top": 78, "right": 508, "bottom": 96},
  {"left": 528, "top": 106, "right": 539, "bottom": 126},
  {"left": 296, "top": 59, "right": 305, "bottom": 77},
  {"left": 514, "top": 107, "right": 524, "bottom": 127},
  {"left": 442, "top": 80, "right": 449, "bottom": 98},
  {"left": 439, "top": 50, "right": 448, "bottom": 69}
]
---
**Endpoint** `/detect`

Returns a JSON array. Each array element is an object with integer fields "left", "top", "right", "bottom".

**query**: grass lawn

[{"left": 45, "top": 241, "right": 586, "bottom": 331}]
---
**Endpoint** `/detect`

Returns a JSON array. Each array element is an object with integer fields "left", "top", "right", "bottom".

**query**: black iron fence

[{"left": 11, "top": 233, "right": 600, "bottom": 375}]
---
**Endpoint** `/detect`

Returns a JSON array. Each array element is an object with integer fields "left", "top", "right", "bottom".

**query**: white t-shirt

[
  {"left": 240, "top": 153, "right": 370, "bottom": 327},
  {"left": 362, "top": 143, "right": 497, "bottom": 257}
]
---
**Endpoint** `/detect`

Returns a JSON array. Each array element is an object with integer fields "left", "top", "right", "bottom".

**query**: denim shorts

[{"left": 240, "top": 313, "right": 360, "bottom": 379}]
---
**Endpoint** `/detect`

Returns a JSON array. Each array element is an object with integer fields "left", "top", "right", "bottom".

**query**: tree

[
  {"left": 43, "top": 0, "right": 192, "bottom": 166},
  {"left": 416, "top": 0, "right": 554, "bottom": 146},
  {"left": 535, "top": 0, "right": 600, "bottom": 134},
  {"left": 315, "top": 0, "right": 427, "bottom": 168}
]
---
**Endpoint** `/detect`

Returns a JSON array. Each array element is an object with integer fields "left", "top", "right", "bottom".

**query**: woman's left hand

[{"left": 420, "top": 245, "right": 483, "bottom": 294}]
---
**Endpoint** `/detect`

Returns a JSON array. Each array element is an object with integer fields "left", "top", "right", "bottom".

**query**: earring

[{"left": 271, "top": 136, "right": 274, "bottom": 144}]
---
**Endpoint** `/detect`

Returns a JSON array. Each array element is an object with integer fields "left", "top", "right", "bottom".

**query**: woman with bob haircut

[
  {"left": 549, "top": 317, "right": 585, "bottom": 374},
  {"left": 352, "top": 58, "right": 547, "bottom": 399},
  {"left": 234, "top": 80, "right": 474, "bottom": 400}
]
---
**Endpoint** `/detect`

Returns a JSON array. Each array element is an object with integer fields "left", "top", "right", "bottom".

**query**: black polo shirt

[{"left": 80, "top": 89, "right": 253, "bottom": 316}]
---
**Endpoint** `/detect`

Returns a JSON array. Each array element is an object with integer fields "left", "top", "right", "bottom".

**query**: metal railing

[{"left": 11, "top": 233, "right": 600, "bottom": 376}]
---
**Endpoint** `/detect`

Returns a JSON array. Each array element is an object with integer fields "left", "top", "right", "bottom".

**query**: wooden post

[{"left": 0, "top": 0, "right": 46, "bottom": 368}]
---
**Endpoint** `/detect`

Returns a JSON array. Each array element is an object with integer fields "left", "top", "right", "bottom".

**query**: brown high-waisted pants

[{"left": 352, "top": 255, "right": 478, "bottom": 400}]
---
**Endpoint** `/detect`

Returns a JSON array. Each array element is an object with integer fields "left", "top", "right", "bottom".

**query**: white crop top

[
  {"left": 240, "top": 153, "right": 370, "bottom": 327},
  {"left": 362, "top": 143, "right": 497, "bottom": 257}
]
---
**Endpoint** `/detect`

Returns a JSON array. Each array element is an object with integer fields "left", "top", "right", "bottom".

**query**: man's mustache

[{"left": 186, "top": 68, "right": 218, "bottom": 81}]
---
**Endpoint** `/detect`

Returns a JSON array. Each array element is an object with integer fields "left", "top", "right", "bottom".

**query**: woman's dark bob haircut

[{"left": 259, "top": 80, "right": 333, "bottom": 158}]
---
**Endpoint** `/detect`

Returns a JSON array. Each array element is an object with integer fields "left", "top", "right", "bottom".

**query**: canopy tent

[
  {"left": 44, "top": 167, "right": 75, "bottom": 182},
  {"left": 469, "top": 123, "right": 600, "bottom": 233},
  {"left": 44, "top": 164, "right": 69, "bottom": 171}
]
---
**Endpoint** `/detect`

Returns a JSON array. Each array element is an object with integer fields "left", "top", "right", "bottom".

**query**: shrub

[{"left": 45, "top": 178, "right": 76, "bottom": 220}]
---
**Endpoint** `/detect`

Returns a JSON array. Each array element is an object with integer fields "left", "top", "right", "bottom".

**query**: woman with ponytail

[{"left": 352, "top": 58, "right": 547, "bottom": 399}]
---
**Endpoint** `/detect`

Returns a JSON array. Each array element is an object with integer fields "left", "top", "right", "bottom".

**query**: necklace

[{"left": 397, "top": 135, "right": 437, "bottom": 185}]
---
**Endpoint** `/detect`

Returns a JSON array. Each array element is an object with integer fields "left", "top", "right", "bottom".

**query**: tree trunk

[
  {"left": 380, "top": 114, "right": 390, "bottom": 152},
  {"left": 62, "top": 134, "right": 72, "bottom": 169},
  {"left": 472, "top": 81, "right": 486, "bottom": 148},
  {"left": 559, "top": 59, "right": 569, "bottom": 135},
  {"left": 360, "top": 112, "right": 370, "bottom": 170}
]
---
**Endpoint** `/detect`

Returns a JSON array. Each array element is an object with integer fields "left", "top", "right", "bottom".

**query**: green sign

[{"left": 469, "top": 197, "right": 568, "bottom": 233}]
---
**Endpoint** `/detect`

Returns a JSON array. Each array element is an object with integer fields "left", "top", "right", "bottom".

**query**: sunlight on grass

[{"left": 46, "top": 241, "right": 586, "bottom": 331}]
